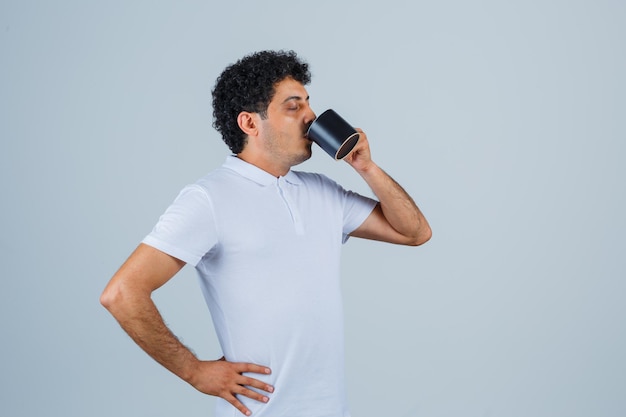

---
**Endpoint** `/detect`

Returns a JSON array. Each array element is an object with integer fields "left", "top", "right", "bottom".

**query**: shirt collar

[{"left": 223, "top": 155, "right": 302, "bottom": 186}]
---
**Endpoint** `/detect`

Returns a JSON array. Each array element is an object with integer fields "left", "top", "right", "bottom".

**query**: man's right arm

[{"left": 100, "top": 243, "right": 273, "bottom": 416}]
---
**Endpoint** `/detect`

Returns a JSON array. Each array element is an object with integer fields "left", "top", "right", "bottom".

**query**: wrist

[
  {"left": 179, "top": 355, "right": 201, "bottom": 385},
  {"left": 356, "top": 161, "right": 380, "bottom": 178}
]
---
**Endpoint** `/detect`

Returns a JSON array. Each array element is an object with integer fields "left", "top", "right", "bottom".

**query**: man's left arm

[{"left": 346, "top": 129, "right": 432, "bottom": 246}]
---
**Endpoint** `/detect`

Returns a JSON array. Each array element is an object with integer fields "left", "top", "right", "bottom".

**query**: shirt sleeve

[
  {"left": 142, "top": 184, "right": 218, "bottom": 267},
  {"left": 339, "top": 186, "right": 378, "bottom": 244}
]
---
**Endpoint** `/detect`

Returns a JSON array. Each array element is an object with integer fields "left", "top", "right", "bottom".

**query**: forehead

[{"left": 271, "top": 77, "right": 309, "bottom": 102}]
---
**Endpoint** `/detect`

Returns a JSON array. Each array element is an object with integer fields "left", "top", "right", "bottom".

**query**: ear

[{"left": 237, "top": 111, "right": 260, "bottom": 138}]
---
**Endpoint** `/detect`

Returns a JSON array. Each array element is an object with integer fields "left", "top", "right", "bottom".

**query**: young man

[{"left": 101, "top": 50, "right": 431, "bottom": 417}]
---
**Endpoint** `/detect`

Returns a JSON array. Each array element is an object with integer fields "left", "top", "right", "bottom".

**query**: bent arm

[
  {"left": 100, "top": 243, "right": 197, "bottom": 380},
  {"left": 100, "top": 243, "right": 274, "bottom": 415},
  {"left": 346, "top": 129, "right": 432, "bottom": 246}
]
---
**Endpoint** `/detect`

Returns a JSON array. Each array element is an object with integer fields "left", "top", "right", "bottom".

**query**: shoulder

[
  {"left": 190, "top": 166, "right": 250, "bottom": 201},
  {"left": 292, "top": 170, "right": 342, "bottom": 189},
  {"left": 168, "top": 167, "right": 236, "bottom": 210},
  {"left": 195, "top": 165, "right": 238, "bottom": 188}
]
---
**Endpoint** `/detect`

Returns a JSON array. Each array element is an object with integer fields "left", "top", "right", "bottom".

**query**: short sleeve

[
  {"left": 341, "top": 189, "right": 377, "bottom": 243},
  {"left": 142, "top": 184, "right": 218, "bottom": 266}
]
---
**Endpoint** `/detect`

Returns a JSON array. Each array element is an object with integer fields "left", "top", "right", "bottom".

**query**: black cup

[{"left": 307, "top": 109, "right": 360, "bottom": 160}]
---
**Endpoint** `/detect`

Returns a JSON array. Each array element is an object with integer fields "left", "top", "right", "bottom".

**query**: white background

[{"left": 1, "top": 1, "right": 624, "bottom": 416}]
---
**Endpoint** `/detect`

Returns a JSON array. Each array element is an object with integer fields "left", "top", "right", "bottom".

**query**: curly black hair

[{"left": 211, "top": 50, "right": 312, "bottom": 154}]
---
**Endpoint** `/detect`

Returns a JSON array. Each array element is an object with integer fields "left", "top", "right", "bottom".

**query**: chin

[
  {"left": 290, "top": 149, "right": 312, "bottom": 167},
  {"left": 303, "top": 146, "right": 313, "bottom": 161}
]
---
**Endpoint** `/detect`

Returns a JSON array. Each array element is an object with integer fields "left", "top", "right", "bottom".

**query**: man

[{"left": 101, "top": 50, "right": 431, "bottom": 417}]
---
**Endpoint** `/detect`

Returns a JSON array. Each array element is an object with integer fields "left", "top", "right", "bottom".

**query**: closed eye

[{"left": 282, "top": 95, "right": 309, "bottom": 112}]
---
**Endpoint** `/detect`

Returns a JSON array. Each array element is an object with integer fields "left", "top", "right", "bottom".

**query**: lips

[{"left": 304, "top": 122, "right": 314, "bottom": 139}]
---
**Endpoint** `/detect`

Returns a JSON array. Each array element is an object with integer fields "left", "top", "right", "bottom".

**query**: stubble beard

[
  {"left": 264, "top": 130, "right": 313, "bottom": 168},
  {"left": 284, "top": 141, "right": 312, "bottom": 168}
]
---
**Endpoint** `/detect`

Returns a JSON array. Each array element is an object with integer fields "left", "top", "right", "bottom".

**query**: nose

[{"left": 304, "top": 105, "right": 316, "bottom": 125}]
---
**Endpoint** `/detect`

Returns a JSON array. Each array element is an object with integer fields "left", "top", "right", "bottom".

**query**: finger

[
  {"left": 224, "top": 393, "right": 252, "bottom": 416},
  {"left": 234, "top": 362, "right": 272, "bottom": 376},
  {"left": 236, "top": 385, "right": 270, "bottom": 404},
  {"left": 238, "top": 375, "right": 274, "bottom": 393}
]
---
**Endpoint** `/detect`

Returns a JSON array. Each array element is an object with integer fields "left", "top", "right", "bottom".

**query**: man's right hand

[{"left": 188, "top": 357, "right": 274, "bottom": 416}]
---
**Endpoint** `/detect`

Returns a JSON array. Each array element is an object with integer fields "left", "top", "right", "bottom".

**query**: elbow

[
  {"left": 100, "top": 283, "right": 136, "bottom": 324},
  {"left": 100, "top": 284, "right": 119, "bottom": 312},
  {"left": 100, "top": 278, "right": 152, "bottom": 318},
  {"left": 408, "top": 224, "right": 432, "bottom": 246},
  {"left": 100, "top": 281, "right": 131, "bottom": 316}
]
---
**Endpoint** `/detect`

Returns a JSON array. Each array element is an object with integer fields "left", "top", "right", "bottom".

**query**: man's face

[{"left": 256, "top": 77, "right": 317, "bottom": 168}]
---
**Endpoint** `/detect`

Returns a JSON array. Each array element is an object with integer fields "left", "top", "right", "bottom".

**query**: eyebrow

[{"left": 281, "top": 95, "right": 310, "bottom": 104}]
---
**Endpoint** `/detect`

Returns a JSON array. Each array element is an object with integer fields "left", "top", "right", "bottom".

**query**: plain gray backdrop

[{"left": 1, "top": 1, "right": 624, "bottom": 416}]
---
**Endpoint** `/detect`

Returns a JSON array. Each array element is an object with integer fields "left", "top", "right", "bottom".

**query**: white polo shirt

[{"left": 143, "top": 156, "right": 377, "bottom": 417}]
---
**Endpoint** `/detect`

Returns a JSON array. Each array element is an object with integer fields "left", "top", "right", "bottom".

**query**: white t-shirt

[{"left": 143, "top": 156, "right": 377, "bottom": 417}]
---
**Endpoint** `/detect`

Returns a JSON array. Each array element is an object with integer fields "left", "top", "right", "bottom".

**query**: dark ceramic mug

[{"left": 307, "top": 109, "right": 360, "bottom": 160}]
